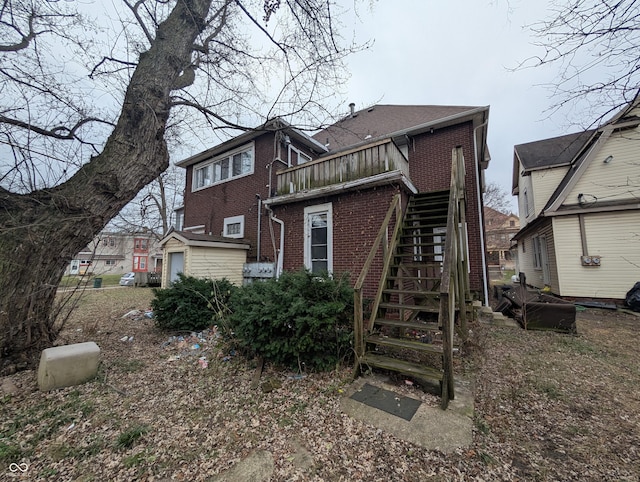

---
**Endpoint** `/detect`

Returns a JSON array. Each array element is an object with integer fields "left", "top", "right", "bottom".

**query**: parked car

[{"left": 119, "top": 272, "right": 135, "bottom": 286}]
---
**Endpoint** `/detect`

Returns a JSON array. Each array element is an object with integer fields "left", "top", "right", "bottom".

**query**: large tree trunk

[{"left": 0, "top": 0, "right": 213, "bottom": 371}]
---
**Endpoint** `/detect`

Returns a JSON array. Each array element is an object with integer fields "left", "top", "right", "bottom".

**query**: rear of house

[{"left": 167, "top": 105, "right": 491, "bottom": 302}]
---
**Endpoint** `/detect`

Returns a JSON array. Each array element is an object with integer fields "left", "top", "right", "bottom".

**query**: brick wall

[
  {"left": 408, "top": 122, "right": 486, "bottom": 297},
  {"left": 182, "top": 133, "right": 285, "bottom": 262},
  {"left": 270, "top": 184, "right": 410, "bottom": 298}
]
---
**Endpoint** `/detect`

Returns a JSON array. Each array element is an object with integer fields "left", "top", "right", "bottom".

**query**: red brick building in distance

[{"left": 163, "top": 104, "right": 491, "bottom": 303}]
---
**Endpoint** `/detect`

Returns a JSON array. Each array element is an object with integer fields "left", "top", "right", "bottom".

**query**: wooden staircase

[{"left": 353, "top": 147, "right": 470, "bottom": 410}]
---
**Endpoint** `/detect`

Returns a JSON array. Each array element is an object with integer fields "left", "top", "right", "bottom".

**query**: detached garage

[{"left": 159, "top": 230, "right": 251, "bottom": 288}]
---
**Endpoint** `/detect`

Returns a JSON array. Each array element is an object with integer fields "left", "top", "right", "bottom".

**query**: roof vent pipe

[{"left": 349, "top": 102, "right": 355, "bottom": 117}]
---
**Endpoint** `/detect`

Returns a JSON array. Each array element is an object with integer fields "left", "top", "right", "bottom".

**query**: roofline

[
  {"left": 176, "top": 119, "right": 328, "bottom": 169},
  {"left": 263, "top": 170, "right": 418, "bottom": 206},
  {"left": 318, "top": 105, "right": 490, "bottom": 161},
  {"left": 387, "top": 105, "right": 489, "bottom": 140},
  {"left": 159, "top": 231, "right": 251, "bottom": 249}
]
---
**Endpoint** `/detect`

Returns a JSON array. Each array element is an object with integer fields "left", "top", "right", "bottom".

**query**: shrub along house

[
  {"left": 164, "top": 103, "right": 491, "bottom": 407},
  {"left": 511, "top": 97, "right": 640, "bottom": 301}
]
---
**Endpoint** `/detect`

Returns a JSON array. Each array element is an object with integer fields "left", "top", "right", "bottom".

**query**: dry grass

[{"left": 1, "top": 287, "right": 639, "bottom": 481}]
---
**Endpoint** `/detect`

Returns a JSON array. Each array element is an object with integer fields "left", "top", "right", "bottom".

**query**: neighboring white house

[
  {"left": 66, "top": 231, "right": 163, "bottom": 276},
  {"left": 511, "top": 98, "right": 640, "bottom": 300}
]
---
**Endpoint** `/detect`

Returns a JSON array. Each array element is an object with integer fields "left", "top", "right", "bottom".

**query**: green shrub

[
  {"left": 228, "top": 270, "right": 354, "bottom": 371},
  {"left": 151, "top": 274, "right": 236, "bottom": 331}
]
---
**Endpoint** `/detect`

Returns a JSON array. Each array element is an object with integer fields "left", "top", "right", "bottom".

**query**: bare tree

[
  {"left": 484, "top": 181, "right": 514, "bottom": 214},
  {"left": 0, "top": 0, "right": 359, "bottom": 369},
  {"left": 523, "top": 0, "right": 640, "bottom": 124},
  {"left": 111, "top": 165, "right": 185, "bottom": 238}
]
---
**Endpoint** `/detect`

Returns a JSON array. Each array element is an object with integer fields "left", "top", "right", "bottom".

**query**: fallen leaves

[{"left": 0, "top": 288, "right": 639, "bottom": 480}]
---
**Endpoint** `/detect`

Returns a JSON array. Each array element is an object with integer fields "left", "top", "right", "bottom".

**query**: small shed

[{"left": 159, "top": 230, "right": 251, "bottom": 287}]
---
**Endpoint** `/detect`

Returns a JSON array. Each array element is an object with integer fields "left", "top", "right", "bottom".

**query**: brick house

[
  {"left": 484, "top": 206, "right": 519, "bottom": 277},
  {"left": 164, "top": 104, "right": 491, "bottom": 302}
]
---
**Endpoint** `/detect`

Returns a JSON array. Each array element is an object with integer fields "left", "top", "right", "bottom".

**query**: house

[
  {"left": 484, "top": 206, "right": 519, "bottom": 277},
  {"left": 67, "top": 231, "right": 162, "bottom": 277},
  {"left": 511, "top": 98, "right": 640, "bottom": 301},
  {"left": 165, "top": 104, "right": 491, "bottom": 301},
  {"left": 166, "top": 103, "right": 491, "bottom": 407}
]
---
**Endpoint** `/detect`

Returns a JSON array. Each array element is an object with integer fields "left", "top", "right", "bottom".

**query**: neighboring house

[
  {"left": 484, "top": 206, "right": 519, "bottom": 276},
  {"left": 511, "top": 98, "right": 640, "bottom": 300},
  {"left": 67, "top": 232, "right": 162, "bottom": 276},
  {"left": 164, "top": 103, "right": 491, "bottom": 302}
]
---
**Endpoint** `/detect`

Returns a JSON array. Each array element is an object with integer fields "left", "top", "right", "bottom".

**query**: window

[
  {"left": 533, "top": 236, "right": 542, "bottom": 269},
  {"left": 134, "top": 238, "right": 149, "bottom": 252},
  {"left": 133, "top": 256, "right": 147, "bottom": 271},
  {"left": 105, "top": 259, "right": 116, "bottom": 266},
  {"left": 223, "top": 215, "right": 245, "bottom": 238},
  {"left": 288, "top": 145, "right": 312, "bottom": 166},
  {"left": 509, "top": 220, "right": 515, "bottom": 227},
  {"left": 193, "top": 143, "right": 254, "bottom": 190},
  {"left": 304, "top": 203, "right": 333, "bottom": 274},
  {"left": 524, "top": 189, "right": 531, "bottom": 217}
]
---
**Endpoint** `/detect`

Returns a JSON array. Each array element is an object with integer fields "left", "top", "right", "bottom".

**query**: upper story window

[
  {"left": 134, "top": 238, "right": 149, "bottom": 252},
  {"left": 288, "top": 145, "right": 312, "bottom": 167},
  {"left": 193, "top": 143, "right": 254, "bottom": 191}
]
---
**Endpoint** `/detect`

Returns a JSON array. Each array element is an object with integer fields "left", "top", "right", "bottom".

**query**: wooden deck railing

[
  {"left": 353, "top": 193, "right": 403, "bottom": 361},
  {"left": 276, "top": 139, "right": 409, "bottom": 195},
  {"left": 438, "top": 146, "right": 469, "bottom": 404}
]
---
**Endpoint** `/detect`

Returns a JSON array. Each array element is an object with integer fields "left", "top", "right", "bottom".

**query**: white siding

[
  {"left": 161, "top": 238, "right": 187, "bottom": 288},
  {"left": 566, "top": 127, "right": 640, "bottom": 205},
  {"left": 531, "top": 166, "right": 569, "bottom": 215},
  {"left": 188, "top": 247, "right": 246, "bottom": 286},
  {"left": 553, "top": 212, "right": 640, "bottom": 299},
  {"left": 517, "top": 169, "right": 533, "bottom": 227}
]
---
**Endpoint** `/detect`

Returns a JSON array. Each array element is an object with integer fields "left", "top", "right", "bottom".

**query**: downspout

[
  {"left": 473, "top": 119, "right": 490, "bottom": 306},
  {"left": 266, "top": 205, "right": 284, "bottom": 277},
  {"left": 256, "top": 194, "right": 262, "bottom": 262}
]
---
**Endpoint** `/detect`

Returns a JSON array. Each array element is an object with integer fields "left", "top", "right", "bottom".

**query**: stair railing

[
  {"left": 439, "top": 146, "right": 467, "bottom": 407},
  {"left": 353, "top": 193, "right": 402, "bottom": 360}
]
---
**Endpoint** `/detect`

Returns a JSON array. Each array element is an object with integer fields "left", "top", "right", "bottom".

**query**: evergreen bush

[
  {"left": 227, "top": 270, "right": 354, "bottom": 371},
  {"left": 151, "top": 274, "right": 236, "bottom": 331}
]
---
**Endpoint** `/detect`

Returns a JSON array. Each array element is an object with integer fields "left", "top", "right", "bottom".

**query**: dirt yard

[{"left": 1, "top": 288, "right": 639, "bottom": 481}]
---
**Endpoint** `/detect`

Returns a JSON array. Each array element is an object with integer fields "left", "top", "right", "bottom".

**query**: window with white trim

[
  {"left": 304, "top": 203, "right": 333, "bottom": 274},
  {"left": 192, "top": 143, "right": 254, "bottom": 191},
  {"left": 532, "top": 236, "right": 542, "bottom": 269},
  {"left": 223, "top": 215, "right": 245, "bottom": 238},
  {"left": 288, "top": 145, "right": 312, "bottom": 166}
]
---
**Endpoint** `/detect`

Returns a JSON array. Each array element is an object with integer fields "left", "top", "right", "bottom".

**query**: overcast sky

[{"left": 335, "top": 0, "right": 613, "bottom": 212}]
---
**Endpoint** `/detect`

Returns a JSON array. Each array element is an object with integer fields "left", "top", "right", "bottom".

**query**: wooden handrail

[
  {"left": 438, "top": 146, "right": 466, "bottom": 407},
  {"left": 353, "top": 193, "right": 402, "bottom": 359}
]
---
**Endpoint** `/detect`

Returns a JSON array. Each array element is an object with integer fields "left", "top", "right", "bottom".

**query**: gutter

[{"left": 474, "top": 118, "right": 490, "bottom": 306}]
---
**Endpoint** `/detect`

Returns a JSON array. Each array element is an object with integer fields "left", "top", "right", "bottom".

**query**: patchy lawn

[{"left": 1, "top": 288, "right": 639, "bottom": 481}]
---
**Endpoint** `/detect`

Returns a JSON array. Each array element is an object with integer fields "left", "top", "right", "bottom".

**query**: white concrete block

[{"left": 37, "top": 342, "right": 100, "bottom": 391}]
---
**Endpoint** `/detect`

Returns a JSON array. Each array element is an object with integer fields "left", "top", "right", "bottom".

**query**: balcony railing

[{"left": 275, "top": 139, "right": 409, "bottom": 196}]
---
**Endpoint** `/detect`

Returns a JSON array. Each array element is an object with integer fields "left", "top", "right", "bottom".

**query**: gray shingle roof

[
  {"left": 313, "top": 104, "right": 483, "bottom": 151},
  {"left": 515, "top": 130, "right": 596, "bottom": 171}
]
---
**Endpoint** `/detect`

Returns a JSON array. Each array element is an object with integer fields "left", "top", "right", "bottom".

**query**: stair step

[
  {"left": 382, "top": 288, "right": 439, "bottom": 297},
  {"left": 392, "top": 262, "right": 442, "bottom": 268},
  {"left": 366, "top": 335, "right": 444, "bottom": 354},
  {"left": 379, "top": 302, "right": 439, "bottom": 312},
  {"left": 359, "top": 354, "right": 443, "bottom": 381},
  {"left": 373, "top": 318, "right": 440, "bottom": 330},
  {"left": 394, "top": 252, "right": 443, "bottom": 259},
  {"left": 385, "top": 275, "right": 441, "bottom": 282},
  {"left": 403, "top": 223, "right": 447, "bottom": 230},
  {"left": 397, "top": 241, "right": 445, "bottom": 248}
]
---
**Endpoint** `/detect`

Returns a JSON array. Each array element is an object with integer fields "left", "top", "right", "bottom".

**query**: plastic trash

[{"left": 625, "top": 281, "right": 640, "bottom": 312}]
